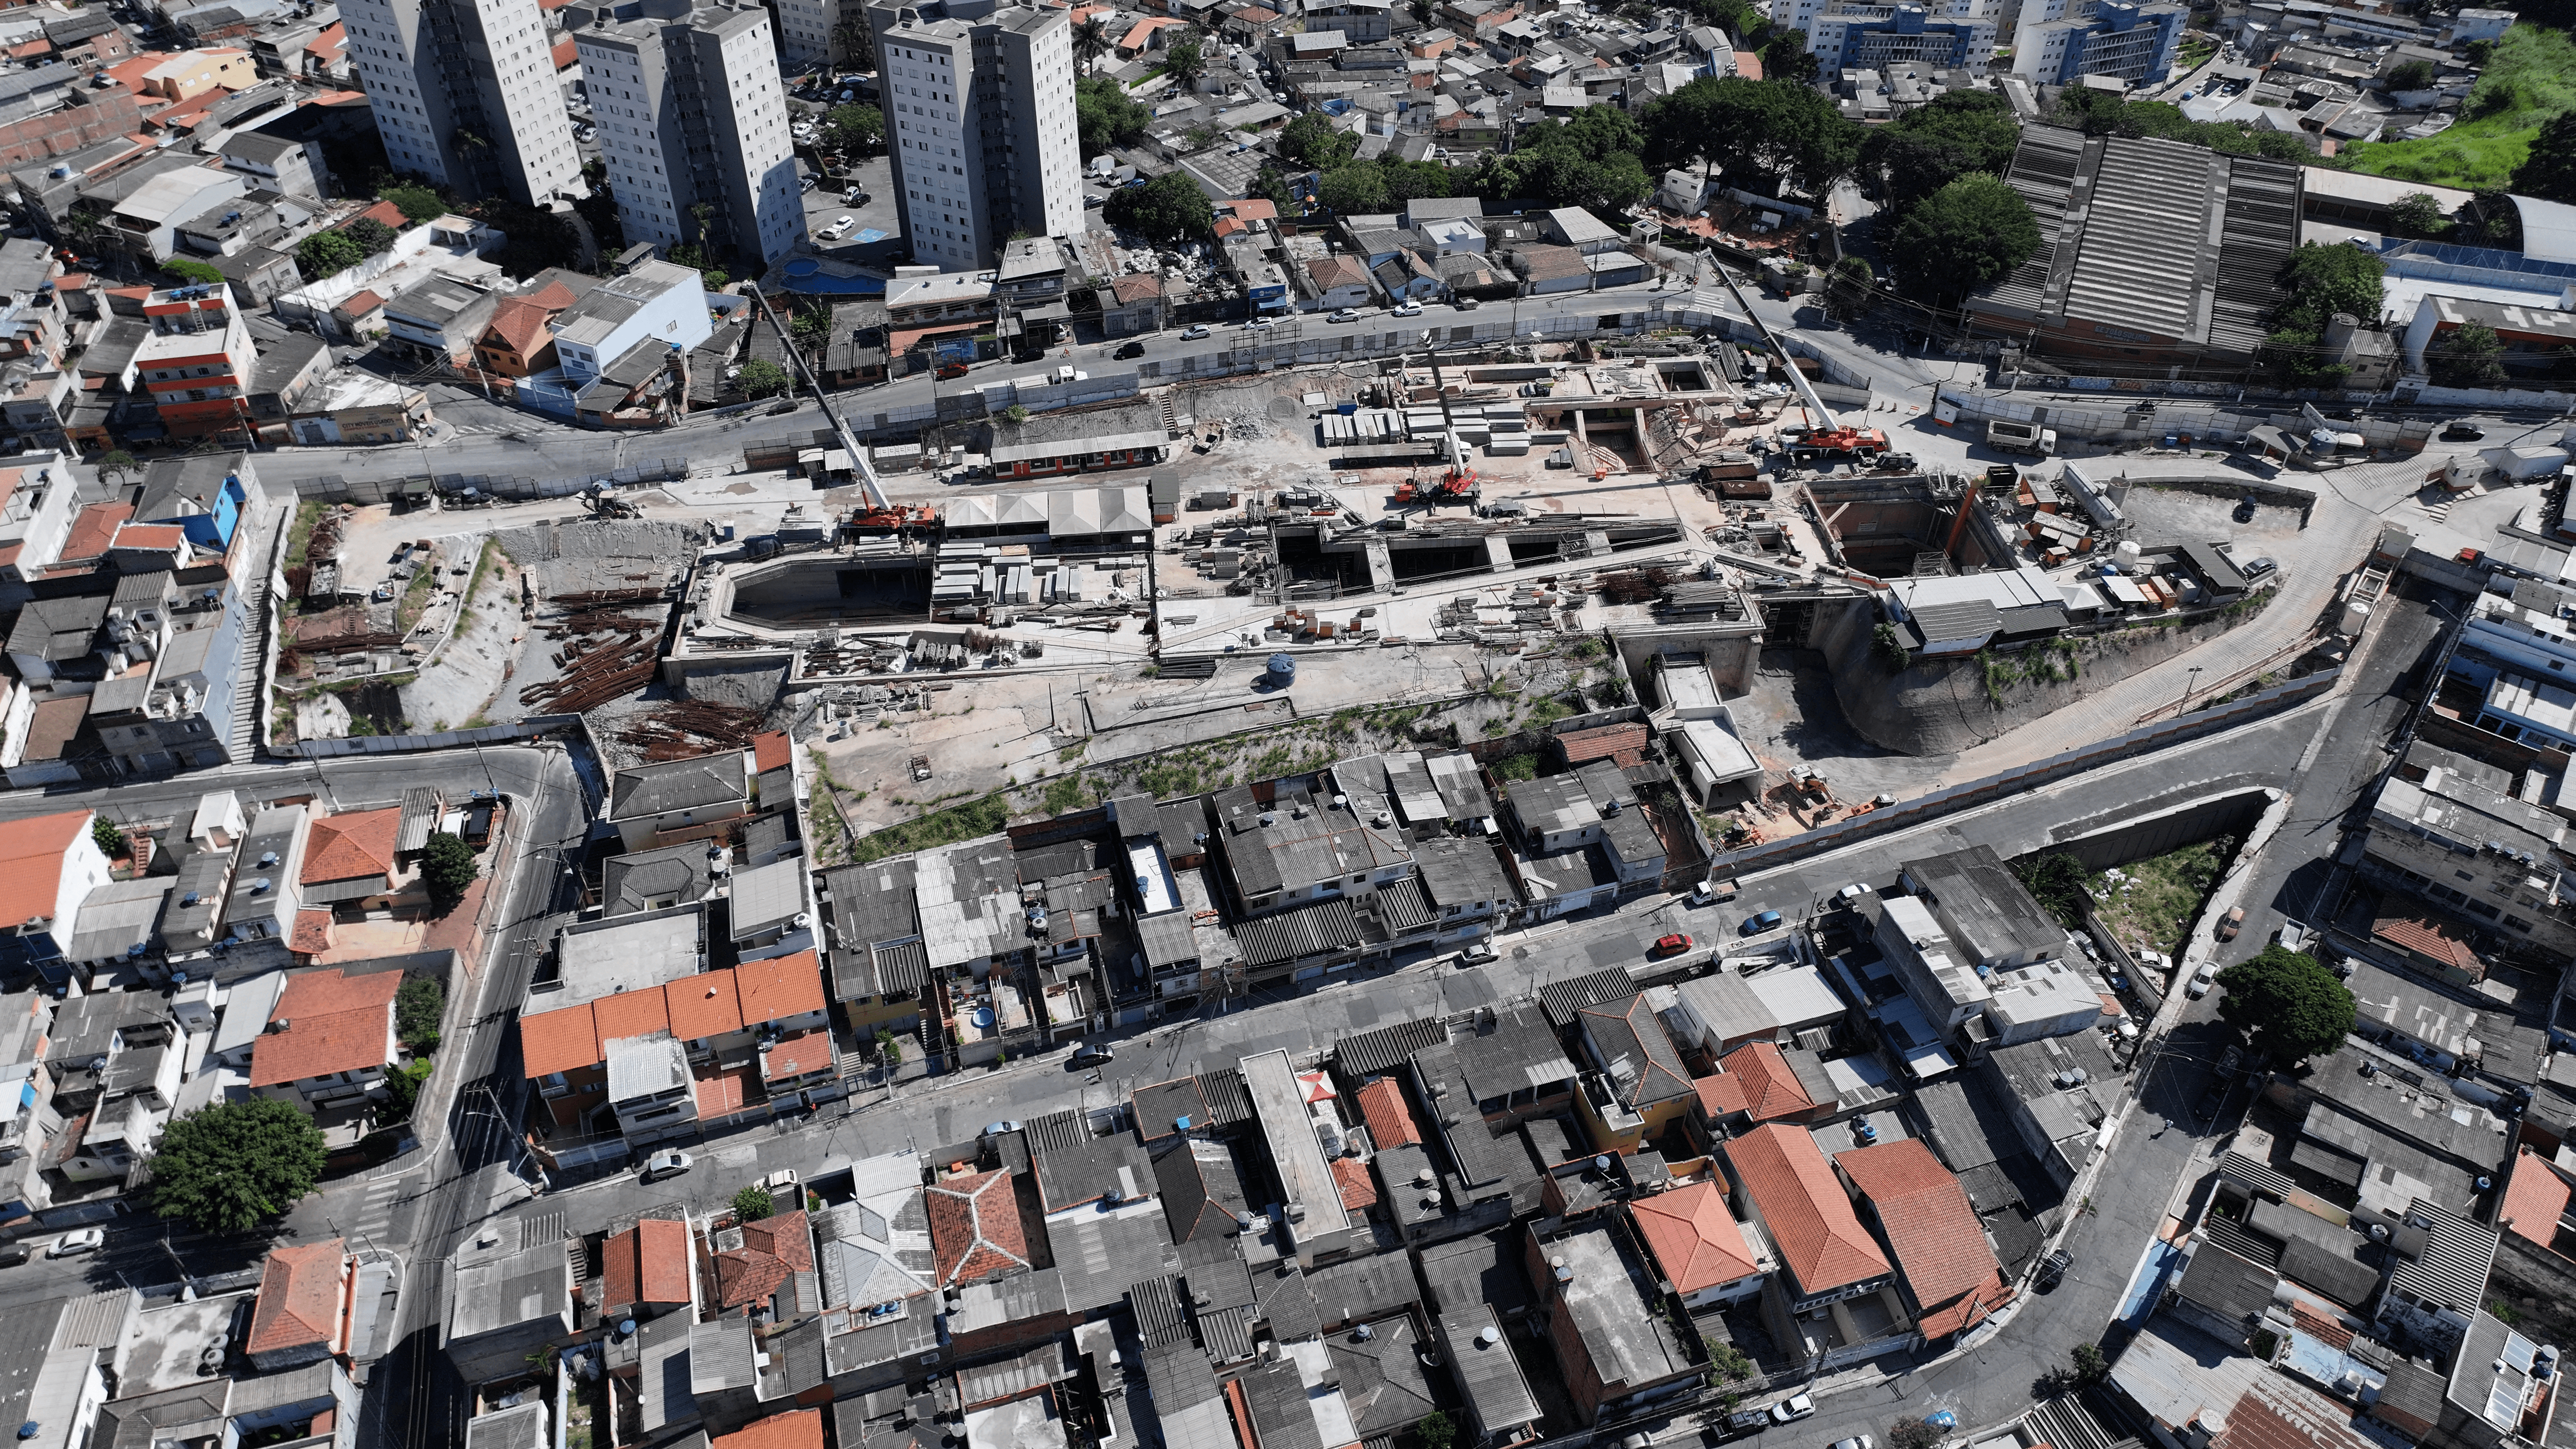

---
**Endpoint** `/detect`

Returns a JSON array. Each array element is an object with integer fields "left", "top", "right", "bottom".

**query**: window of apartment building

[{"left": 2505, "top": 914, "right": 2536, "bottom": 933}]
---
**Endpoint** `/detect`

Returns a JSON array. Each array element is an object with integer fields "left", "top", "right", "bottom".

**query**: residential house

[
  {"left": 245, "top": 1239, "right": 352, "bottom": 1370},
  {"left": 299, "top": 807, "right": 411, "bottom": 912},
  {"left": 217, "top": 130, "right": 327, "bottom": 200},
  {"left": 1571, "top": 993, "right": 1695, "bottom": 1153},
  {"left": 1833, "top": 1138, "right": 2009, "bottom": 1342},
  {"left": 602, "top": 1215, "right": 697, "bottom": 1324},
  {"left": 445, "top": 1227, "right": 575, "bottom": 1384},
  {"left": 1721, "top": 1122, "right": 1895, "bottom": 1314},
  {"left": 1628, "top": 1178, "right": 1766, "bottom": 1309},
  {"left": 608, "top": 749, "right": 753, "bottom": 851},
  {"left": 247, "top": 966, "right": 402, "bottom": 1115},
  {"left": 548, "top": 258, "right": 713, "bottom": 388},
  {"left": 1524, "top": 1220, "right": 1705, "bottom": 1425},
  {"left": 1094, "top": 273, "right": 1166, "bottom": 339},
  {"left": 0, "top": 809, "right": 114, "bottom": 985},
  {"left": 382, "top": 269, "right": 503, "bottom": 367},
  {"left": 927, "top": 1167, "right": 1032, "bottom": 1289}
]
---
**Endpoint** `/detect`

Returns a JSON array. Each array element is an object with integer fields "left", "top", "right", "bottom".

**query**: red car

[
  {"left": 935, "top": 362, "right": 971, "bottom": 380},
  {"left": 1652, "top": 933, "right": 1692, "bottom": 957}
]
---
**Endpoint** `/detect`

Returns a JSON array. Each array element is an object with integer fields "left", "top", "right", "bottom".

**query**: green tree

[
  {"left": 2385, "top": 59, "right": 2434, "bottom": 91},
  {"left": 1073, "top": 13, "right": 1113, "bottom": 66},
  {"left": 1859, "top": 88, "right": 2021, "bottom": 217},
  {"left": 835, "top": 9, "right": 876, "bottom": 70},
  {"left": 94, "top": 449, "right": 137, "bottom": 489},
  {"left": 2260, "top": 241, "right": 2387, "bottom": 386},
  {"left": 1278, "top": 109, "right": 1358, "bottom": 170},
  {"left": 421, "top": 831, "right": 478, "bottom": 903},
  {"left": 731, "top": 1184, "right": 777, "bottom": 1222},
  {"left": 1104, "top": 171, "right": 1214, "bottom": 244},
  {"left": 381, "top": 1060, "right": 432, "bottom": 1123},
  {"left": 344, "top": 217, "right": 398, "bottom": 255},
  {"left": 2429, "top": 320, "right": 2510, "bottom": 387},
  {"left": 163, "top": 257, "right": 226, "bottom": 287},
  {"left": 464, "top": 196, "right": 580, "bottom": 282},
  {"left": 2069, "top": 1342, "right": 2110, "bottom": 1388},
  {"left": 1317, "top": 163, "right": 1389, "bottom": 215},
  {"left": 2510, "top": 110, "right": 2576, "bottom": 206},
  {"left": 1891, "top": 1420, "right": 1944, "bottom": 1449},
  {"left": 1886, "top": 172, "right": 2039, "bottom": 305},
  {"left": 828, "top": 103, "right": 884, "bottom": 156},
  {"left": 1076, "top": 76, "right": 1152, "bottom": 158},
  {"left": 1825, "top": 255, "right": 1875, "bottom": 321},
  {"left": 149, "top": 1099, "right": 327, "bottom": 1233},
  {"left": 382, "top": 181, "right": 446, "bottom": 223},
  {"left": 295, "top": 228, "right": 365, "bottom": 281},
  {"left": 739, "top": 358, "right": 794, "bottom": 398},
  {"left": 1379, "top": 158, "right": 1451, "bottom": 204},
  {"left": 1758, "top": 27, "right": 1819, "bottom": 82},
  {"left": 2012, "top": 852, "right": 2093, "bottom": 930},
  {"left": 1164, "top": 31, "right": 1207, "bottom": 89},
  {"left": 1643, "top": 76, "right": 1860, "bottom": 198},
  {"left": 2213, "top": 945, "right": 2355, "bottom": 1067},
  {"left": 2387, "top": 190, "right": 2450, "bottom": 238},
  {"left": 396, "top": 978, "right": 445, "bottom": 1049},
  {"left": 1250, "top": 164, "right": 1297, "bottom": 211},
  {"left": 1703, "top": 1335, "right": 1752, "bottom": 1383},
  {"left": 1415, "top": 1413, "right": 1454, "bottom": 1449},
  {"left": 875, "top": 1026, "right": 904, "bottom": 1065},
  {"left": 1871, "top": 621, "right": 1912, "bottom": 673},
  {"left": 91, "top": 815, "right": 125, "bottom": 857},
  {"left": 1466, "top": 108, "right": 1653, "bottom": 216}
]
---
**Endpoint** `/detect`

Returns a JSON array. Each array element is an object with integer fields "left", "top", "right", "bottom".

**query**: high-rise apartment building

[
  {"left": 2011, "top": 0, "right": 2184, "bottom": 83},
  {"left": 774, "top": 0, "right": 858, "bottom": 67},
  {"left": 340, "top": 0, "right": 582, "bottom": 205},
  {"left": 575, "top": 0, "right": 803, "bottom": 268},
  {"left": 866, "top": 0, "right": 1084, "bottom": 271}
]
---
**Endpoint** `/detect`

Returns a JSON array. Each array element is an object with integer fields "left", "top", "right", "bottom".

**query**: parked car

[
  {"left": 1652, "top": 932, "right": 1693, "bottom": 957},
  {"left": 1390, "top": 301, "right": 1423, "bottom": 316},
  {"left": 935, "top": 362, "right": 970, "bottom": 380},
  {"left": 2442, "top": 422, "right": 2486, "bottom": 442},
  {"left": 46, "top": 1228, "right": 102, "bottom": 1258},
  {"left": 1720, "top": 1410, "right": 1771, "bottom": 1439},
  {"left": 1068, "top": 1043, "right": 1117, "bottom": 1069},
  {"left": 1767, "top": 1394, "right": 1815, "bottom": 1424},
  {"left": 1453, "top": 296, "right": 1481, "bottom": 310},
  {"left": 1690, "top": 878, "right": 1735, "bottom": 906},
  {"left": 818, "top": 215, "right": 855, "bottom": 240},
  {"left": 1179, "top": 324, "right": 1211, "bottom": 340},
  {"left": 638, "top": 1150, "right": 693, "bottom": 1182},
  {"left": 982, "top": 1120, "right": 1023, "bottom": 1136},
  {"left": 2239, "top": 556, "right": 2277, "bottom": 579},
  {"left": 1328, "top": 308, "right": 1358, "bottom": 322},
  {"left": 2037, "top": 1249, "right": 2072, "bottom": 1289},
  {"left": 2187, "top": 960, "right": 2219, "bottom": 998},
  {"left": 2215, "top": 905, "right": 2245, "bottom": 941},
  {"left": 1828, "top": 1437, "right": 1875, "bottom": 1449},
  {"left": 2234, "top": 493, "right": 2259, "bottom": 523},
  {"left": 1457, "top": 941, "right": 1500, "bottom": 966},
  {"left": 0, "top": 1241, "right": 28, "bottom": 1267},
  {"left": 1113, "top": 340, "right": 1146, "bottom": 359},
  {"left": 1739, "top": 910, "right": 1783, "bottom": 936}
]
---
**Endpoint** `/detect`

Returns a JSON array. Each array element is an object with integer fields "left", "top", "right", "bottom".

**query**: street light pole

[{"left": 2181, "top": 664, "right": 2204, "bottom": 714}]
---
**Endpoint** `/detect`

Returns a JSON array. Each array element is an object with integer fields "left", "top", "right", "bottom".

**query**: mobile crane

[
  {"left": 1703, "top": 261, "right": 1890, "bottom": 466},
  {"left": 742, "top": 282, "right": 938, "bottom": 535}
]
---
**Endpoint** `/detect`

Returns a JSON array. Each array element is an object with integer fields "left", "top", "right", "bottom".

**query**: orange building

[{"left": 134, "top": 280, "right": 255, "bottom": 441}]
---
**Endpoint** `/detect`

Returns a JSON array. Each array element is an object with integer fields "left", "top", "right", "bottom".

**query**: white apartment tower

[
  {"left": 774, "top": 0, "right": 857, "bottom": 67},
  {"left": 340, "top": 0, "right": 581, "bottom": 205},
  {"left": 574, "top": 0, "right": 803, "bottom": 268},
  {"left": 866, "top": 0, "right": 1084, "bottom": 271}
]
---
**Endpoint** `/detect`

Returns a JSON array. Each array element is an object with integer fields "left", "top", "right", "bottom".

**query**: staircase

[
  {"left": 227, "top": 568, "right": 269, "bottom": 763},
  {"left": 1157, "top": 393, "right": 1179, "bottom": 438}
]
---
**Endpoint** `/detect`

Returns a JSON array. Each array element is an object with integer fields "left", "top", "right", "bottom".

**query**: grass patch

[
  {"left": 452, "top": 538, "right": 498, "bottom": 633},
  {"left": 2342, "top": 25, "right": 2576, "bottom": 188},
  {"left": 396, "top": 558, "right": 439, "bottom": 634},
  {"left": 283, "top": 499, "right": 327, "bottom": 569},
  {"left": 2090, "top": 836, "right": 2239, "bottom": 960},
  {"left": 848, "top": 792, "right": 1011, "bottom": 864},
  {"left": 1041, "top": 775, "right": 1090, "bottom": 815}
]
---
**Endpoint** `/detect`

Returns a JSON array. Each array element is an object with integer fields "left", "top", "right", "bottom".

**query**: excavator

[
  {"left": 1392, "top": 466, "right": 1481, "bottom": 507},
  {"left": 1701, "top": 262, "right": 1891, "bottom": 468}
]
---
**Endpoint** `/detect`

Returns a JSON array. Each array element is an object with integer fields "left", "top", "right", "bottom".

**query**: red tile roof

[
  {"left": 480, "top": 297, "right": 553, "bottom": 358},
  {"left": 1833, "top": 1137, "right": 2006, "bottom": 1338},
  {"left": 927, "top": 1168, "right": 1030, "bottom": 1287},
  {"left": 2373, "top": 916, "right": 2484, "bottom": 978},
  {"left": 112, "top": 523, "right": 185, "bottom": 552},
  {"left": 717, "top": 1208, "right": 813, "bottom": 1308},
  {"left": 0, "top": 811, "right": 92, "bottom": 936},
  {"left": 1355, "top": 1078, "right": 1422, "bottom": 1148},
  {"left": 1694, "top": 1073, "right": 1749, "bottom": 1119},
  {"left": 1629, "top": 1179, "right": 1758, "bottom": 1294},
  {"left": 1333, "top": 1157, "right": 1378, "bottom": 1211},
  {"left": 338, "top": 288, "right": 384, "bottom": 316},
  {"left": 246, "top": 1239, "right": 345, "bottom": 1358},
  {"left": 602, "top": 1217, "right": 692, "bottom": 1311},
  {"left": 591, "top": 987, "right": 671, "bottom": 1047},
  {"left": 1558, "top": 723, "right": 1649, "bottom": 768},
  {"left": 302, "top": 806, "right": 398, "bottom": 885},
  {"left": 1720, "top": 1041, "right": 1813, "bottom": 1123},
  {"left": 290, "top": 908, "right": 333, "bottom": 956},
  {"left": 249, "top": 968, "right": 400, "bottom": 1087},
  {"left": 762, "top": 1026, "right": 835, "bottom": 1083},
  {"left": 713, "top": 1410, "right": 826, "bottom": 1449},
  {"left": 735, "top": 949, "right": 826, "bottom": 1025},
  {"left": 753, "top": 730, "right": 791, "bottom": 773},
  {"left": 1724, "top": 1123, "right": 1890, "bottom": 1297},
  {"left": 343, "top": 199, "right": 403, "bottom": 231},
  {"left": 697, "top": 1063, "right": 753, "bottom": 1116},
  {"left": 2502, "top": 1147, "right": 2572, "bottom": 1260},
  {"left": 523, "top": 279, "right": 579, "bottom": 311},
  {"left": 1226, "top": 199, "right": 1277, "bottom": 221},
  {"left": 58, "top": 501, "right": 132, "bottom": 563},
  {"left": 664, "top": 971, "right": 743, "bottom": 1042},
  {"left": 520, "top": 1005, "right": 602, "bottom": 1077}
]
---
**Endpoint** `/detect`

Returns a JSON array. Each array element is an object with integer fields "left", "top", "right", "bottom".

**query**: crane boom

[
  {"left": 1702, "top": 258, "right": 1840, "bottom": 432},
  {"left": 742, "top": 281, "right": 888, "bottom": 511}
]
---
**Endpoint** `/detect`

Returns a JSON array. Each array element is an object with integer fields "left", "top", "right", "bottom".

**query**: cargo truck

[{"left": 1987, "top": 419, "right": 2058, "bottom": 457}]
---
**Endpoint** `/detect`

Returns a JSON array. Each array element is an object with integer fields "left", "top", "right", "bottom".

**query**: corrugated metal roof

[
  {"left": 1539, "top": 968, "right": 1634, "bottom": 1026},
  {"left": 1196, "top": 1068, "right": 1253, "bottom": 1127},
  {"left": 1023, "top": 1108, "right": 1087, "bottom": 1154},
  {"left": 1235, "top": 896, "right": 1364, "bottom": 968},
  {"left": 1130, "top": 1274, "right": 1191, "bottom": 1346},
  {"left": 1337, "top": 1017, "right": 1449, "bottom": 1077}
]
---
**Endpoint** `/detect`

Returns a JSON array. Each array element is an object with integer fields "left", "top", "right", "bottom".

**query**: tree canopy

[
  {"left": 294, "top": 228, "right": 364, "bottom": 281},
  {"left": 1163, "top": 30, "right": 1207, "bottom": 89},
  {"left": 344, "top": 216, "right": 398, "bottom": 255},
  {"left": 1465, "top": 107, "right": 1651, "bottom": 217},
  {"left": 1076, "top": 76, "right": 1151, "bottom": 158},
  {"left": 149, "top": 1099, "right": 327, "bottom": 1233},
  {"left": 382, "top": 181, "right": 446, "bottom": 223},
  {"left": 738, "top": 358, "right": 794, "bottom": 399},
  {"left": 2510, "top": 110, "right": 2576, "bottom": 206},
  {"left": 163, "top": 257, "right": 226, "bottom": 287},
  {"left": 421, "top": 831, "right": 478, "bottom": 904},
  {"left": 2260, "top": 241, "right": 2387, "bottom": 386},
  {"left": 1861, "top": 89, "right": 2023, "bottom": 216},
  {"left": 1886, "top": 172, "right": 2040, "bottom": 306},
  {"left": 2213, "top": 945, "right": 2355, "bottom": 1067},
  {"left": 1643, "top": 77, "right": 1861, "bottom": 199},
  {"left": 2012, "top": 852, "right": 2093, "bottom": 930},
  {"left": 827, "top": 104, "right": 884, "bottom": 156},
  {"left": 1104, "top": 171, "right": 1214, "bottom": 244},
  {"left": 2428, "top": 320, "right": 2509, "bottom": 387},
  {"left": 2387, "top": 191, "right": 2450, "bottom": 238},
  {"left": 1277, "top": 110, "right": 1358, "bottom": 171}
]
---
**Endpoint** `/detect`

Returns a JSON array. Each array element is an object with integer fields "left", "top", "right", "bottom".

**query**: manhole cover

[{"left": 1268, "top": 397, "right": 1301, "bottom": 422}]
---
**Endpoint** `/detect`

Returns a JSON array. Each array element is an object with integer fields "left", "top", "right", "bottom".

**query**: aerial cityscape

[{"left": 0, "top": 0, "right": 2565, "bottom": 1448}]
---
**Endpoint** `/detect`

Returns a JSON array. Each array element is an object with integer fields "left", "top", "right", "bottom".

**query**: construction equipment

[
  {"left": 847, "top": 503, "right": 938, "bottom": 532},
  {"left": 742, "top": 281, "right": 892, "bottom": 513},
  {"left": 581, "top": 483, "right": 640, "bottom": 520},
  {"left": 1704, "top": 261, "right": 1891, "bottom": 466},
  {"left": 1791, "top": 769, "right": 1835, "bottom": 807},
  {"left": 1393, "top": 466, "right": 1481, "bottom": 506}
]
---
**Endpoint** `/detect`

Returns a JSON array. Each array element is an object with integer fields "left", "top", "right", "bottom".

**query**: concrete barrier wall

[
  {"left": 1709, "top": 668, "right": 2338, "bottom": 879},
  {"left": 1939, "top": 386, "right": 2430, "bottom": 454},
  {"left": 279, "top": 460, "right": 697, "bottom": 503},
  {"left": 288, "top": 714, "right": 584, "bottom": 759}
]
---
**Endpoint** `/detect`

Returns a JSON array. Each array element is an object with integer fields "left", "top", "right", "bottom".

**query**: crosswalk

[{"left": 342, "top": 1173, "right": 408, "bottom": 1253}]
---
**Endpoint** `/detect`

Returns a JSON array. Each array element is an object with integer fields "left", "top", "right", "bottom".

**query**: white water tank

[
  {"left": 2339, "top": 599, "right": 2373, "bottom": 637},
  {"left": 2113, "top": 540, "right": 2142, "bottom": 574}
]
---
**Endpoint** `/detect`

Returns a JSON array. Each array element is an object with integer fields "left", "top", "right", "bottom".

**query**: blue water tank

[{"left": 1268, "top": 653, "right": 1296, "bottom": 682}]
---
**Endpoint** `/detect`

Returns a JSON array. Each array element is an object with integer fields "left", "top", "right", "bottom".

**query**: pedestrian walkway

[{"left": 1928, "top": 456, "right": 2437, "bottom": 788}]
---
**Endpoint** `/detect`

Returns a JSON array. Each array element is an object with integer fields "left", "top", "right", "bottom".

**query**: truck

[{"left": 1987, "top": 419, "right": 2058, "bottom": 457}]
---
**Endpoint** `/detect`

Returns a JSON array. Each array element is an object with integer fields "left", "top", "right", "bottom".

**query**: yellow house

[
  {"left": 142, "top": 48, "right": 257, "bottom": 100},
  {"left": 1572, "top": 993, "right": 1699, "bottom": 1153}
]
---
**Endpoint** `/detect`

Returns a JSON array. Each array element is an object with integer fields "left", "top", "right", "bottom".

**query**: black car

[
  {"left": 2037, "top": 1249, "right": 2072, "bottom": 1289},
  {"left": 1068, "top": 1043, "right": 1117, "bottom": 1069},
  {"left": 1711, "top": 1410, "right": 1771, "bottom": 1441},
  {"left": 1011, "top": 347, "right": 1047, "bottom": 364},
  {"left": 1113, "top": 340, "right": 1146, "bottom": 359},
  {"left": 2442, "top": 422, "right": 2487, "bottom": 442},
  {"left": 2233, "top": 493, "right": 2259, "bottom": 523}
]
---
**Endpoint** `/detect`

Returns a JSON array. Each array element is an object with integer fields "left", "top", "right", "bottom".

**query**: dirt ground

[
  {"left": 2116, "top": 483, "right": 2309, "bottom": 552},
  {"left": 1728, "top": 648, "right": 1960, "bottom": 802}
]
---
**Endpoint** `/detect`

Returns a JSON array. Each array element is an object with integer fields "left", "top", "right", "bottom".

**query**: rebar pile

[
  {"left": 549, "top": 587, "right": 665, "bottom": 609},
  {"left": 621, "top": 700, "right": 765, "bottom": 761}
]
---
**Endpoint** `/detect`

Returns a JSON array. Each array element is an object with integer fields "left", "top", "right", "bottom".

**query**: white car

[
  {"left": 47, "top": 1228, "right": 104, "bottom": 1258},
  {"left": 1769, "top": 1393, "right": 1816, "bottom": 1424},
  {"left": 1456, "top": 942, "right": 1499, "bottom": 966},
  {"left": 1328, "top": 308, "right": 1358, "bottom": 322},
  {"left": 1179, "top": 325, "right": 1211, "bottom": 340},
  {"left": 2186, "top": 961, "right": 2219, "bottom": 998},
  {"left": 817, "top": 215, "right": 855, "bottom": 240},
  {"left": 1390, "top": 301, "right": 1423, "bottom": 316},
  {"left": 639, "top": 1149, "right": 694, "bottom": 1182}
]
